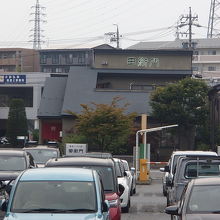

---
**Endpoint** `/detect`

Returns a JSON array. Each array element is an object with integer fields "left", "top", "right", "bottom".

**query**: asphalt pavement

[{"left": 122, "top": 169, "right": 170, "bottom": 220}]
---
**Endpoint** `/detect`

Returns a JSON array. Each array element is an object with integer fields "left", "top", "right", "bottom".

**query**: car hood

[
  {"left": 0, "top": 171, "right": 21, "bottom": 181},
  {"left": 185, "top": 214, "right": 220, "bottom": 220},
  {"left": 5, "top": 212, "right": 101, "bottom": 220}
]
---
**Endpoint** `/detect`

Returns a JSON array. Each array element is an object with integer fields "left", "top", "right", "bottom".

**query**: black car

[{"left": 165, "top": 177, "right": 220, "bottom": 220}]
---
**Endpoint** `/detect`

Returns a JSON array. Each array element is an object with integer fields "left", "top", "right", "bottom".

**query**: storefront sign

[
  {"left": 0, "top": 75, "right": 26, "bottom": 84},
  {"left": 127, "top": 57, "right": 160, "bottom": 68},
  {"left": 65, "top": 143, "right": 88, "bottom": 156}
]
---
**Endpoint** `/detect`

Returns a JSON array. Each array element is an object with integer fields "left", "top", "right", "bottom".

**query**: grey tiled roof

[
  {"left": 127, "top": 38, "right": 220, "bottom": 50},
  {"left": 38, "top": 77, "right": 67, "bottom": 117},
  {"left": 61, "top": 67, "right": 151, "bottom": 115}
]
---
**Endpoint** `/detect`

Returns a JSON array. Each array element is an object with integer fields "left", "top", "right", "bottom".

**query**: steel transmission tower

[
  {"left": 29, "top": 0, "right": 46, "bottom": 49},
  {"left": 207, "top": 0, "right": 220, "bottom": 38}
]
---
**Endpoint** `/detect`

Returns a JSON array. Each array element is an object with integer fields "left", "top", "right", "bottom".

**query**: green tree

[
  {"left": 150, "top": 77, "right": 209, "bottom": 150},
  {"left": 66, "top": 97, "right": 136, "bottom": 153},
  {"left": 6, "top": 98, "right": 28, "bottom": 147}
]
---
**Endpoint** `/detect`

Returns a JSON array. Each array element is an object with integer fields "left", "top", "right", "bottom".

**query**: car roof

[
  {"left": 192, "top": 177, "right": 220, "bottom": 186},
  {"left": 23, "top": 145, "right": 58, "bottom": 150},
  {"left": 172, "top": 151, "right": 217, "bottom": 156},
  {"left": 20, "top": 167, "right": 95, "bottom": 181},
  {"left": 0, "top": 149, "right": 25, "bottom": 156},
  {"left": 46, "top": 156, "right": 114, "bottom": 167}
]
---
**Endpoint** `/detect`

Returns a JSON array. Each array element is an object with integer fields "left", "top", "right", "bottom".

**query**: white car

[
  {"left": 160, "top": 150, "right": 218, "bottom": 197},
  {"left": 121, "top": 159, "right": 136, "bottom": 195},
  {"left": 113, "top": 158, "right": 131, "bottom": 213}
]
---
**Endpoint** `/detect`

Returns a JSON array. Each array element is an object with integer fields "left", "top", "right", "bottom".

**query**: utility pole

[
  {"left": 207, "top": 0, "right": 220, "bottom": 38},
  {"left": 104, "top": 24, "right": 121, "bottom": 49},
  {"left": 178, "top": 7, "right": 200, "bottom": 49},
  {"left": 29, "top": 0, "right": 46, "bottom": 49}
]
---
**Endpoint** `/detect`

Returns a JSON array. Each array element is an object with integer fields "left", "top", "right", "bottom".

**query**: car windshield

[
  {"left": 82, "top": 166, "right": 115, "bottom": 192},
  {"left": 187, "top": 185, "right": 220, "bottom": 213},
  {"left": 25, "top": 149, "right": 59, "bottom": 164},
  {"left": 184, "top": 162, "right": 220, "bottom": 178},
  {"left": 11, "top": 181, "right": 97, "bottom": 213},
  {"left": 0, "top": 156, "right": 26, "bottom": 171}
]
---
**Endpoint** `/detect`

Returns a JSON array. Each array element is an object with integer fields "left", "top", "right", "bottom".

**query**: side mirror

[
  {"left": 160, "top": 167, "right": 165, "bottom": 172},
  {"left": 123, "top": 171, "right": 127, "bottom": 177},
  {"left": 165, "top": 205, "right": 179, "bottom": 215},
  {"left": 164, "top": 165, "right": 170, "bottom": 172},
  {"left": 118, "top": 184, "right": 125, "bottom": 196},
  {"left": 102, "top": 200, "right": 110, "bottom": 212},
  {"left": 1, "top": 200, "right": 7, "bottom": 212}
]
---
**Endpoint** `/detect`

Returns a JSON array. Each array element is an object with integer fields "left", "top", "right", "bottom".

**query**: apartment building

[
  {"left": 39, "top": 44, "right": 114, "bottom": 73},
  {"left": 0, "top": 48, "right": 39, "bottom": 72}
]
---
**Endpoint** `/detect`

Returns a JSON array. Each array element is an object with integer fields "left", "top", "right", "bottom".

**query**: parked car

[
  {"left": 160, "top": 150, "right": 217, "bottom": 197},
  {"left": 0, "top": 149, "right": 36, "bottom": 182},
  {"left": 0, "top": 167, "right": 110, "bottom": 220},
  {"left": 23, "top": 145, "right": 60, "bottom": 167},
  {"left": 166, "top": 155, "right": 220, "bottom": 206},
  {"left": 165, "top": 177, "right": 220, "bottom": 219},
  {"left": 113, "top": 158, "right": 130, "bottom": 213},
  {"left": 45, "top": 157, "right": 122, "bottom": 220},
  {"left": 121, "top": 159, "right": 136, "bottom": 195}
]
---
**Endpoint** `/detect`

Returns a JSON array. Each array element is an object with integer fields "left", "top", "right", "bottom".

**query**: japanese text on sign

[
  {"left": 0, "top": 75, "right": 26, "bottom": 84},
  {"left": 65, "top": 143, "right": 87, "bottom": 156},
  {"left": 127, "top": 57, "right": 160, "bottom": 68}
]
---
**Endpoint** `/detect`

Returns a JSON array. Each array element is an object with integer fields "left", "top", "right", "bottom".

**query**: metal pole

[{"left": 135, "top": 131, "right": 139, "bottom": 179}]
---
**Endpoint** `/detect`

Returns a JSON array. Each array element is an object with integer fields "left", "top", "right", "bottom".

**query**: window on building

[
  {"left": 208, "top": 50, "right": 217, "bottom": 55},
  {"left": 40, "top": 55, "right": 47, "bottom": 64},
  {"left": 193, "top": 51, "right": 199, "bottom": 55},
  {"left": 96, "top": 82, "right": 111, "bottom": 89},
  {"left": 65, "top": 54, "right": 73, "bottom": 64},
  {"left": 77, "top": 52, "right": 85, "bottom": 64},
  {"left": 0, "top": 87, "right": 33, "bottom": 107},
  {"left": 208, "top": 66, "right": 216, "bottom": 71},
  {"left": 192, "top": 66, "right": 199, "bottom": 71},
  {"left": 52, "top": 54, "right": 60, "bottom": 64}
]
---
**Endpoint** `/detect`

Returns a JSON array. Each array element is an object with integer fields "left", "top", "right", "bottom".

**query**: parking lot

[{"left": 122, "top": 170, "right": 169, "bottom": 220}]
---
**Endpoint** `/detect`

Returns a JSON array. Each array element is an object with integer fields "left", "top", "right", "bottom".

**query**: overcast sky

[{"left": 0, "top": 0, "right": 212, "bottom": 49}]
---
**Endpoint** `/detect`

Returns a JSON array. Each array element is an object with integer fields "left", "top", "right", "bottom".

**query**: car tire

[
  {"left": 130, "top": 188, "right": 133, "bottom": 196},
  {"left": 163, "top": 186, "right": 167, "bottom": 197},
  {"left": 166, "top": 195, "right": 170, "bottom": 206},
  {"left": 133, "top": 187, "right": 136, "bottom": 195},
  {"left": 122, "top": 199, "right": 130, "bottom": 213}
]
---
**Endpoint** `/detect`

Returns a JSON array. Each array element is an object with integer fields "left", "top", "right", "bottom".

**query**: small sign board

[
  {"left": 65, "top": 143, "right": 87, "bottom": 156},
  {"left": 0, "top": 75, "right": 26, "bottom": 84}
]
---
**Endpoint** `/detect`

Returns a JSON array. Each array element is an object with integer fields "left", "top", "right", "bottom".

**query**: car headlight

[{"left": 108, "top": 199, "right": 120, "bottom": 208}]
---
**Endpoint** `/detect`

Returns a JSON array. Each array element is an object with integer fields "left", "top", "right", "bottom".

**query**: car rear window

[
  {"left": 184, "top": 162, "right": 220, "bottom": 178},
  {"left": 0, "top": 156, "right": 26, "bottom": 171}
]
